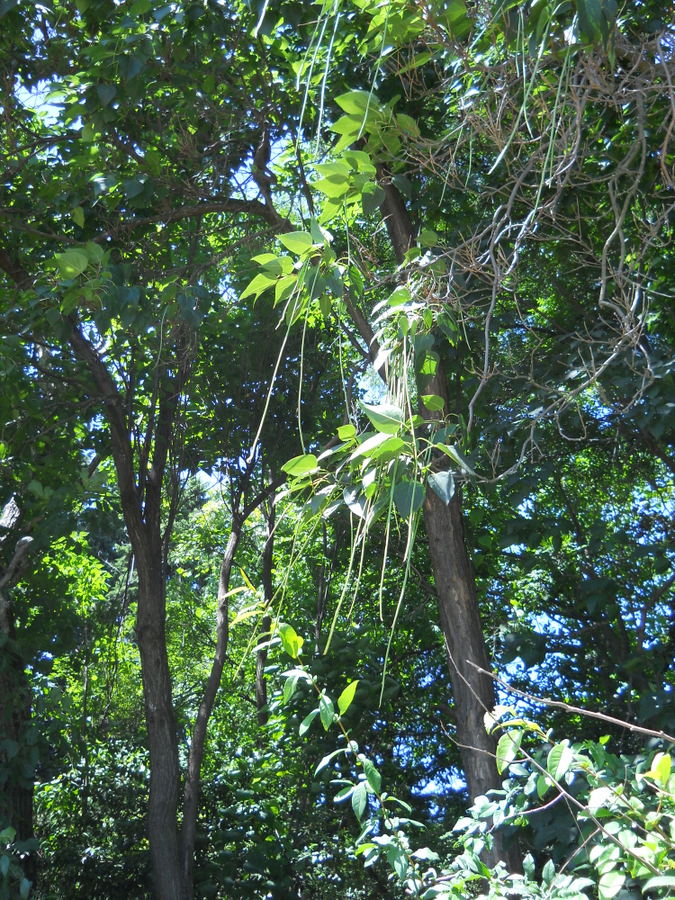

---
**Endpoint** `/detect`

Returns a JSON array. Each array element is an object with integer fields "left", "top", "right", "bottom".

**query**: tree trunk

[
  {"left": 0, "top": 636, "right": 36, "bottom": 883},
  {"left": 423, "top": 490, "right": 498, "bottom": 796},
  {"left": 135, "top": 543, "right": 187, "bottom": 900},
  {"left": 0, "top": 526, "right": 37, "bottom": 886}
]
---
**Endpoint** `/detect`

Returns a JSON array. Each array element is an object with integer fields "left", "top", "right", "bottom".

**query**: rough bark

[{"left": 136, "top": 549, "right": 185, "bottom": 900}]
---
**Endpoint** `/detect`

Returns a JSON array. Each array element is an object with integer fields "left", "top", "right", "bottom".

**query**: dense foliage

[{"left": 0, "top": 0, "right": 673, "bottom": 898}]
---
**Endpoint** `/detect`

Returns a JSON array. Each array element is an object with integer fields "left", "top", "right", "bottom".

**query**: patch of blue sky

[{"left": 14, "top": 78, "right": 62, "bottom": 127}]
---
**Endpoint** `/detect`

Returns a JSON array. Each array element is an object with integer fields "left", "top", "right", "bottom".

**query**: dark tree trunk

[
  {"left": 0, "top": 527, "right": 37, "bottom": 886},
  {"left": 0, "top": 637, "right": 36, "bottom": 883},
  {"left": 423, "top": 489, "right": 497, "bottom": 795},
  {"left": 135, "top": 547, "right": 186, "bottom": 900}
]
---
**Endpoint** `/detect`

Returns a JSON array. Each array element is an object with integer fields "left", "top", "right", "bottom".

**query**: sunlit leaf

[
  {"left": 278, "top": 231, "right": 314, "bottom": 254},
  {"left": 547, "top": 741, "right": 574, "bottom": 781},
  {"left": 351, "top": 781, "right": 368, "bottom": 819},
  {"left": 496, "top": 730, "right": 522, "bottom": 773},
  {"left": 361, "top": 402, "right": 404, "bottom": 434},
  {"left": 278, "top": 623, "right": 304, "bottom": 659},
  {"left": 319, "top": 693, "right": 335, "bottom": 730},
  {"left": 335, "top": 90, "right": 381, "bottom": 116},
  {"left": 299, "top": 709, "right": 319, "bottom": 736},
  {"left": 281, "top": 454, "right": 318, "bottom": 477},
  {"left": 337, "top": 680, "right": 359, "bottom": 715}
]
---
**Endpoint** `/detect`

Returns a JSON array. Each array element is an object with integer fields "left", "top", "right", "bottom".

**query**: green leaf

[
  {"left": 577, "top": 0, "right": 604, "bottom": 42},
  {"left": 337, "top": 424, "right": 357, "bottom": 442},
  {"left": 435, "top": 443, "right": 477, "bottom": 476},
  {"left": 419, "top": 351, "right": 439, "bottom": 375},
  {"left": 392, "top": 174, "right": 413, "bottom": 199},
  {"left": 56, "top": 250, "right": 89, "bottom": 279},
  {"left": 361, "top": 402, "right": 404, "bottom": 434},
  {"left": 96, "top": 83, "right": 117, "bottom": 107},
  {"left": 299, "top": 709, "right": 319, "bottom": 736},
  {"left": 419, "top": 227, "right": 439, "bottom": 248},
  {"left": 331, "top": 113, "right": 364, "bottom": 136},
  {"left": 421, "top": 394, "right": 445, "bottom": 412},
  {"left": 84, "top": 241, "right": 105, "bottom": 263},
  {"left": 644, "top": 751, "right": 671, "bottom": 788},
  {"left": 119, "top": 53, "right": 144, "bottom": 80},
  {"left": 278, "top": 623, "right": 304, "bottom": 659},
  {"left": 315, "top": 173, "right": 351, "bottom": 199},
  {"left": 442, "top": 0, "right": 471, "bottom": 38},
  {"left": 315, "top": 161, "right": 350, "bottom": 179},
  {"left": 320, "top": 292, "right": 331, "bottom": 318},
  {"left": 643, "top": 876, "right": 675, "bottom": 893},
  {"left": 71, "top": 206, "right": 85, "bottom": 228},
  {"left": 412, "top": 846, "right": 439, "bottom": 861},
  {"left": 387, "top": 286, "right": 412, "bottom": 306},
  {"left": 349, "top": 432, "right": 404, "bottom": 462},
  {"left": 283, "top": 674, "right": 299, "bottom": 703},
  {"left": 361, "top": 757, "right": 381, "bottom": 793},
  {"left": 278, "top": 231, "right": 314, "bottom": 254},
  {"left": 496, "top": 730, "right": 522, "bottom": 773},
  {"left": 427, "top": 471, "right": 455, "bottom": 505},
  {"left": 361, "top": 181, "right": 385, "bottom": 215},
  {"left": 396, "top": 50, "right": 432, "bottom": 75},
  {"left": 319, "top": 693, "right": 335, "bottom": 730},
  {"left": 385, "top": 842, "right": 410, "bottom": 880},
  {"left": 542, "top": 859, "right": 555, "bottom": 885},
  {"left": 335, "top": 90, "right": 381, "bottom": 116},
  {"left": 343, "top": 487, "right": 367, "bottom": 518},
  {"left": 251, "top": 254, "right": 293, "bottom": 276},
  {"left": 598, "top": 872, "right": 625, "bottom": 900},
  {"left": 396, "top": 113, "right": 420, "bottom": 137},
  {"left": 351, "top": 781, "right": 368, "bottom": 820},
  {"left": 547, "top": 741, "right": 574, "bottom": 781},
  {"left": 536, "top": 773, "right": 551, "bottom": 798},
  {"left": 315, "top": 747, "right": 346, "bottom": 776},
  {"left": 274, "top": 274, "right": 296, "bottom": 304},
  {"left": 337, "top": 680, "right": 359, "bottom": 715},
  {"left": 588, "top": 786, "right": 613, "bottom": 813},
  {"left": 333, "top": 784, "right": 355, "bottom": 803},
  {"left": 240, "top": 271, "right": 277, "bottom": 300},
  {"left": 393, "top": 480, "right": 425, "bottom": 518},
  {"left": 281, "top": 454, "right": 318, "bottom": 476},
  {"left": 123, "top": 177, "right": 145, "bottom": 199}
]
